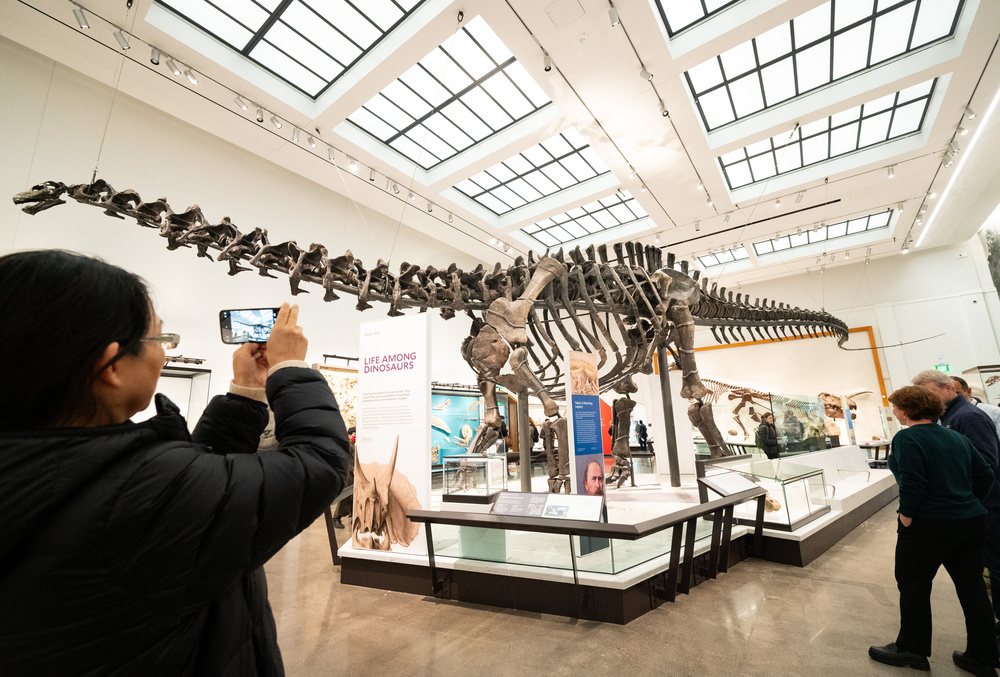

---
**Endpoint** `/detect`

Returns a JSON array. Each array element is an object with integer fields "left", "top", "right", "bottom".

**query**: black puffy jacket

[{"left": 0, "top": 367, "right": 351, "bottom": 675}]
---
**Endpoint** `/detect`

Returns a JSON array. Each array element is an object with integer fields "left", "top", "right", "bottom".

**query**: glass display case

[
  {"left": 694, "top": 390, "right": 835, "bottom": 459},
  {"left": 442, "top": 453, "right": 506, "bottom": 504},
  {"left": 706, "top": 458, "right": 830, "bottom": 531}
]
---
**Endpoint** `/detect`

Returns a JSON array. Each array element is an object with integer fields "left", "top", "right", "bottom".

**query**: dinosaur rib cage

[{"left": 13, "top": 179, "right": 850, "bottom": 402}]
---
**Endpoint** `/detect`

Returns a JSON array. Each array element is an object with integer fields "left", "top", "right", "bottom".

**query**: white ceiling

[{"left": 3, "top": 0, "right": 999, "bottom": 285}]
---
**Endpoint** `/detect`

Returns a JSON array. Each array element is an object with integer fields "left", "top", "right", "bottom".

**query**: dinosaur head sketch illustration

[{"left": 352, "top": 435, "right": 422, "bottom": 551}]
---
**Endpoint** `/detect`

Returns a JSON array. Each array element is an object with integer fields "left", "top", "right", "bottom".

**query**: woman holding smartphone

[{"left": 0, "top": 250, "right": 351, "bottom": 676}]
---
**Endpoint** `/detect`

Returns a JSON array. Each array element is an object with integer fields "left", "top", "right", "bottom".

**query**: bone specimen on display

[
  {"left": 12, "top": 180, "right": 852, "bottom": 462},
  {"left": 606, "top": 397, "right": 637, "bottom": 489},
  {"left": 352, "top": 436, "right": 421, "bottom": 551},
  {"left": 541, "top": 418, "right": 570, "bottom": 493}
]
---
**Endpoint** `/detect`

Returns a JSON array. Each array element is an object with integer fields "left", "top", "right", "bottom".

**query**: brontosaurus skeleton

[{"left": 12, "top": 180, "right": 850, "bottom": 459}]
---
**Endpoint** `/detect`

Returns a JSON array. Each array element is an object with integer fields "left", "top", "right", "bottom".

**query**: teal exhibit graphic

[{"left": 430, "top": 391, "right": 497, "bottom": 461}]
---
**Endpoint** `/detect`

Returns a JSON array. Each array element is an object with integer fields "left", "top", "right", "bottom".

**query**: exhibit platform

[{"left": 340, "top": 447, "right": 897, "bottom": 622}]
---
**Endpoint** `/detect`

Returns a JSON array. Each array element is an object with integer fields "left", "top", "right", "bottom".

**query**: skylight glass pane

[
  {"left": 870, "top": 3, "right": 915, "bottom": 63},
  {"left": 348, "top": 16, "right": 550, "bottom": 168},
  {"left": 752, "top": 210, "right": 891, "bottom": 256},
  {"left": 684, "top": 0, "right": 962, "bottom": 131},
  {"left": 250, "top": 41, "right": 326, "bottom": 95},
  {"left": 911, "top": 0, "right": 960, "bottom": 46},
  {"left": 524, "top": 192, "right": 644, "bottom": 246},
  {"left": 715, "top": 250, "right": 735, "bottom": 263},
  {"left": 826, "top": 222, "right": 847, "bottom": 237},
  {"left": 156, "top": 0, "right": 426, "bottom": 99},
  {"left": 864, "top": 92, "right": 896, "bottom": 114},
  {"left": 454, "top": 131, "right": 610, "bottom": 215},
  {"left": 700, "top": 254, "right": 720, "bottom": 267},
  {"left": 283, "top": 4, "right": 358, "bottom": 67},
  {"left": 654, "top": 0, "right": 741, "bottom": 36},
  {"left": 833, "top": 24, "right": 870, "bottom": 79},
  {"left": 716, "top": 79, "right": 935, "bottom": 188},
  {"left": 761, "top": 58, "right": 797, "bottom": 105},
  {"left": 733, "top": 246, "right": 749, "bottom": 259},
  {"left": 160, "top": 0, "right": 255, "bottom": 47}
]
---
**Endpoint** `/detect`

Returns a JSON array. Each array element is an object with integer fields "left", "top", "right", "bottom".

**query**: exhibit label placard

[
  {"left": 353, "top": 313, "right": 431, "bottom": 555},
  {"left": 566, "top": 351, "right": 604, "bottom": 498}
]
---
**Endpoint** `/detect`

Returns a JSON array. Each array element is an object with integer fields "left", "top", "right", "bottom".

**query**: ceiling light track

[
  {"left": 47, "top": 0, "right": 513, "bottom": 257},
  {"left": 666, "top": 199, "right": 842, "bottom": 247}
]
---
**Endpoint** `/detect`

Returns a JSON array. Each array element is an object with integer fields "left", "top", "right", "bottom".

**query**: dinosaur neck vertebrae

[{"left": 13, "top": 178, "right": 851, "bottom": 461}]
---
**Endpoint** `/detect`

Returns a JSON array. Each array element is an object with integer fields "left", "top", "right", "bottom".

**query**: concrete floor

[{"left": 265, "top": 499, "right": 981, "bottom": 677}]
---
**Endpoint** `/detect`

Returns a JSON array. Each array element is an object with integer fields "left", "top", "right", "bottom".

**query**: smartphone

[{"left": 219, "top": 308, "right": 280, "bottom": 344}]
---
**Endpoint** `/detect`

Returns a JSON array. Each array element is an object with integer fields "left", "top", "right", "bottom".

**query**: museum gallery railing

[{"left": 407, "top": 484, "right": 766, "bottom": 613}]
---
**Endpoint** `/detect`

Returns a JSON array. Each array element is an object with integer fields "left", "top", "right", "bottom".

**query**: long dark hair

[{"left": 0, "top": 250, "right": 151, "bottom": 430}]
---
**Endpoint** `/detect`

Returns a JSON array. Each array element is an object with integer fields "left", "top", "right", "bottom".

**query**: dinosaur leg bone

[{"left": 667, "top": 304, "right": 708, "bottom": 400}]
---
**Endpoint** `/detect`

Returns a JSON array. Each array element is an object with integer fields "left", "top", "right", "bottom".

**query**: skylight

[
  {"left": 347, "top": 16, "right": 551, "bottom": 170},
  {"left": 521, "top": 191, "right": 646, "bottom": 247},
  {"left": 452, "top": 129, "right": 609, "bottom": 215},
  {"left": 719, "top": 79, "right": 936, "bottom": 189},
  {"left": 698, "top": 245, "right": 749, "bottom": 268},
  {"left": 155, "top": 0, "right": 424, "bottom": 99},
  {"left": 685, "top": 0, "right": 964, "bottom": 131},
  {"left": 752, "top": 209, "right": 892, "bottom": 256},
  {"left": 653, "top": 0, "right": 742, "bottom": 36}
]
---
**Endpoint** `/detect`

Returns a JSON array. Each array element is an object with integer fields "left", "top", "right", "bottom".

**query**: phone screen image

[{"left": 220, "top": 308, "right": 280, "bottom": 344}]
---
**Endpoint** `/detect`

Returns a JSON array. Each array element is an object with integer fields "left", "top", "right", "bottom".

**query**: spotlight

[
  {"left": 928, "top": 192, "right": 937, "bottom": 199},
  {"left": 408, "top": 192, "right": 416, "bottom": 202},
  {"left": 270, "top": 115, "right": 282, "bottom": 129},
  {"left": 427, "top": 203, "right": 433, "bottom": 213},
  {"left": 166, "top": 59, "right": 180, "bottom": 76},
  {"left": 349, "top": 157, "right": 357, "bottom": 172},
  {"left": 897, "top": 202, "right": 904, "bottom": 212},
  {"left": 774, "top": 198, "right": 781, "bottom": 208},
  {"left": 490, "top": 238, "right": 497, "bottom": 245},
  {"left": 640, "top": 184, "right": 647, "bottom": 193},
  {"left": 820, "top": 266, "right": 825, "bottom": 274},
  {"left": 543, "top": 54, "right": 552, "bottom": 72},
  {"left": 307, "top": 135, "right": 317, "bottom": 148},
  {"left": 948, "top": 141, "right": 960, "bottom": 156},
  {"left": 694, "top": 221, "right": 700, "bottom": 231},
  {"left": 806, "top": 269, "right": 811, "bottom": 276},
  {"left": 256, "top": 107, "right": 264, "bottom": 123},
  {"left": 370, "top": 168, "right": 376, "bottom": 181},
  {"left": 887, "top": 166, "right": 894, "bottom": 179},
  {"left": 902, "top": 242, "right": 910, "bottom": 254},
  {"left": 830, "top": 254, "right": 836, "bottom": 262},
  {"left": 150, "top": 47, "right": 161, "bottom": 65},
  {"left": 113, "top": 30, "right": 130, "bottom": 50},
  {"left": 609, "top": 6, "right": 620, "bottom": 26},
  {"left": 392, "top": 182, "right": 400, "bottom": 194},
  {"left": 919, "top": 206, "right": 927, "bottom": 215},
  {"left": 185, "top": 70, "right": 198, "bottom": 85},
  {"left": 959, "top": 126, "right": 968, "bottom": 136},
  {"left": 73, "top": 6, "right": 89, "bottom": 29},
  {"left": 796, "top": 228, "right": 802, "bottom": 235},
  {"left": 659, "top": 103, "right": 668, "bottom": 117},
  {"left": 655, "top": 233, "right": 660, "bottom": 243},
  {"left": 506, "top": 245, "right": 514, "bottom": 254},
  {"left": 724, "top": 213, "right": 731, "bottom": 224},
  {"left": 328, "top": 147, "right": 335, "bottom": 161},
  {"left": 866, "top": 247, "right": 872, "bottom": 255},
  {"left": 865, "top": 257, "right": 871, "bottom": 265},
  {"left": 697, "top": 182, "right": 704, "bottom": 191},
  {"left": 812, "top": 223, "right": 819, "bottom": 232},
  {"left": 844, "top": 251, "right": 850, "bottom": 259},
  {"left": 234, "top": 96, "right": 248, "bottom": 111},
  {"left": 628, "top": 166, "right": 636, "bottom": 179},
  {"left": 966, "top": 106, "right": 977, "bottom": 119},
  {"left": 706, "top": 196, "right": 713, "bottom": 206},
  {"left": 639, "top": 68, "right": 653, "bottom": 81},
  {"left": 292, "top": 127, "right": 299, "bottom": 143},
  {"left": 497, "top": 241, "right": 505, "bottom": 249},
  {"left": 795, "top": 191, "right": 804, "bottom": 203},
  {"left": 816, "top": 256, "right": 822, "bottom": 265},
  {"left": 944, "top": 157, "right": 954, "bottom": 168},
  {"left": 448, "top": 213, "right": 454, "bottom": 223}
]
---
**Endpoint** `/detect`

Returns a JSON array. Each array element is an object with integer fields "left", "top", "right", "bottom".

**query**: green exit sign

[{"left": 935, "top": 364, "right": 950, "bottom": 372}]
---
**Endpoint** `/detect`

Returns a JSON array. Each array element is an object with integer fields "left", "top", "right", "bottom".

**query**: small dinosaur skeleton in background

[{"left": 13, "top": 180, "right": 850, "bottom": 461}]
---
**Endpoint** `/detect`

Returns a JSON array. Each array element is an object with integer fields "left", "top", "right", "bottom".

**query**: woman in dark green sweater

[{"left": 869, "top": 386, "right": 997, "bottom": 676}]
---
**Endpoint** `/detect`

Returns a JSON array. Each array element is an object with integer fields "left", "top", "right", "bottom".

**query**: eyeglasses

[{"left": 143, "top": 333, "right": 180, "bottom": 350}]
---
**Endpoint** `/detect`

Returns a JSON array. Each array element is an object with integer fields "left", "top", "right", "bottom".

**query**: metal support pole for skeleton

[
  {"left": 518, "top": 389, "right": 533, "bottom": 492},
  {"left": 656, "top": 349, "right": 681, "bottom": 488}
]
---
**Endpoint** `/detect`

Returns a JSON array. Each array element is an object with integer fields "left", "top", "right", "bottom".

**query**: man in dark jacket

[
  {"left": 0, "top": 335, "right": 351, "bottom": 675},
  {"left": 913, "top": 369, "right": 1000, "bottom": 626}
]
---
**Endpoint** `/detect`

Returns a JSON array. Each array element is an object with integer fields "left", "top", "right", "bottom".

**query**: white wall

[
  {"left": 697, "top": 239, "right": 1000, "bottom": 399},
  {"left": 1, "top": 37, "right": 481, "bottom": 408}
]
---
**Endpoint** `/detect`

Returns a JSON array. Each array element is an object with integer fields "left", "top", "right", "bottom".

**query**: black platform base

[
  {"left": 754, "top": 484, "right": 898, "bottom": 566},
  {"left": 341, "top": 539, "right": 750, "bottom": 624}
]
